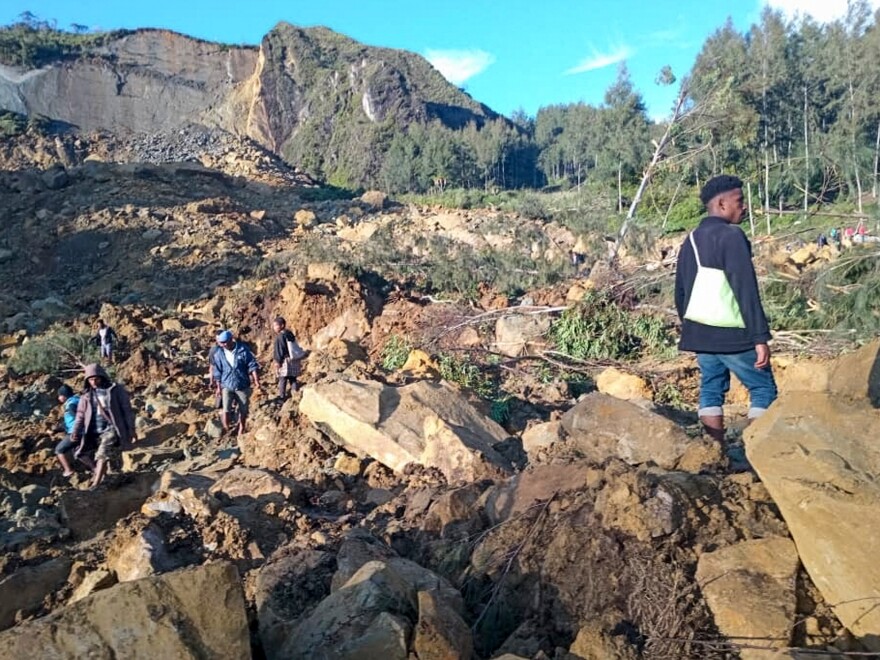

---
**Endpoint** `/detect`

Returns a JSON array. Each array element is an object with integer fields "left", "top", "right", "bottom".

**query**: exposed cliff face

[
  {"left": 0, "top": 30, "right": 258, "bottom": 134},
  {"left": 0, "top": 25, "right": 500, "bottom": 185}
]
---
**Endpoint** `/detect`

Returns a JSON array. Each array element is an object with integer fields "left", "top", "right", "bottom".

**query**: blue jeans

[{"left": 696, "top": 350, "right": 777, "bottom": 419}]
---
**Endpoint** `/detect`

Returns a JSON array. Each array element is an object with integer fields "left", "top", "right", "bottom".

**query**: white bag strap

[{"left": 688, "top": 232, "right": 703, "bottom": 269}]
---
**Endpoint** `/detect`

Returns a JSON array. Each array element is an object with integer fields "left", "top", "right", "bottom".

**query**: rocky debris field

[{"left": 0, "top": 138, "right": 879, "bottom": 659}]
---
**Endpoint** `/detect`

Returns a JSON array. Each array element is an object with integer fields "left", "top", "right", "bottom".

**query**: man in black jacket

[
  {"left": 272, "top": 317, "right": 304, "bottom": 400},
  {"left": 675, "top": 175, "right": 777, "bottom": 442}
]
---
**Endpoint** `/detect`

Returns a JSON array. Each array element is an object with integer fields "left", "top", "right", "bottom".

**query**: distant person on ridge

[
  {"left": 70, "top": 364, "right": 137, "bottom": 489},
  {"left": 94, "top": 319, "right": 118, "bottom": 364},
  {"left": 53, "top": 384, "right": 96, "bottom": 477},
  {"left": 674, "top": 175, "right": 778, "bottom": 442},
  {"left": 272, "top": 317, "right": 306, "bottom": 400},
  {"left": 210, "top": 330, "right": 262, "bottom": 436}
]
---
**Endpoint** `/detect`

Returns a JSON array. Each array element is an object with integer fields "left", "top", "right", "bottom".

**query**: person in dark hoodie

[
  {"left": 70, "top": 363, "right": 137, "bottom": 489},
  {"left": 675, "top": 175, "right": 778, "bottom": 442},
  {"left": 272, "top": 317, "right": 306, "bottom": 400}
]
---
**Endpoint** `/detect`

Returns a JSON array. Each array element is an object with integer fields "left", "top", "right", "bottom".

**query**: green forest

[
  {"left": 3, "top": 4, "right": 880, "bottom": 222},
  {"left": 392, "top": 1, "right": 880, "bottom": 221}
]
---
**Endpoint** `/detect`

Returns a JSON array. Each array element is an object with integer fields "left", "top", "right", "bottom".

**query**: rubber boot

[{"left": 700, "top": 415, "right": 725, "bottom": 442}]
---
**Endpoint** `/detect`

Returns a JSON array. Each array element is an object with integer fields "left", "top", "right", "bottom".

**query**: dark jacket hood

[{"left": 83, "top": 363, "right": 110, "bottom": 384}]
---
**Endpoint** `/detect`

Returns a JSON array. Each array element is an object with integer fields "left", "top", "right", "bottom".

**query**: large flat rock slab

[
  {"left": 696, "top": 537, "right": 799, "bottom": 659},
  {"left": 300, "top": 379, "right": 511, "bottom": 482},
  {"left": 745, "top": 391, "right": 880, "bottom": 648},
  {"left": 0, "top": 562, "right": 250, "bottom": 658}
]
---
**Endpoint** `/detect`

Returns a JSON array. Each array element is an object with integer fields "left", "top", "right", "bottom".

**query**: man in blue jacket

[
  {"left": 211, "top": 330, "right": 262, "bottom": 437},
  {"left": 675, "top": 175, "right": 778, "bottom": 442}
]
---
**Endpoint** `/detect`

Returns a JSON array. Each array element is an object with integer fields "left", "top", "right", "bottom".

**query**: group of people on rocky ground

[
  {"left": 52, "top": 176, "right": 774, "bottom": 488},
  {"left": 817, "top": 219, "right": 873, "bottom": 249},
  {"left": 53, "top": 315, "right": 306, "bottom": 488}
]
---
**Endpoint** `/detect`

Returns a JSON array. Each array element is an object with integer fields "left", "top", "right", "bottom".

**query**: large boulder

[
  {"left": 277, "top": 560, "right": 416, "bottom": 660},
  {"left": 745, "top": 391, "right": 880, "bottom": 648},
  {"left": 413, "top": 589, "right": 473, "bottom": 660},
  {"left": 0, "top": 557, "right": 72, "bottom": 631},
  {"left": 300, "top": 379, "right": 512, "bottom": 482},
  {"left": 561, "top": 393, "right": 705, "bottom": 470},
  {"left": 59, "top": 472, "right": 156, "bottom": 540},
  {"left": 493, "top": 313, "right": 550, "bottom": 357},
  {"left": 255, "top": 546, "right": 337, "bottom": 656},
  {"left": 107, "top": 522, "right": 174, "bottom": 582},
  {"left": 0, "top": 562, "right": 250, "bottom": 658},
  {"left": 696, "top": 537, "right": 799, "bottom": 659},
  {"left": 827, "top": 338, "right": 880, "bottom": 404},
  {"left": 331, "top": 530, "right": 464, "bottom": 613},
  {"left": 209, "top": 467, "right": 303, "bottom": 504},
  {"left": 483, "top": 463, "right": 591, "bottom": 525}
]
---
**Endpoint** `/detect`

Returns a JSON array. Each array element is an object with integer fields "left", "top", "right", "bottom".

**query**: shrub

[
  {"left": 9, "top": 329, "right": 100, "bottom": 375},
  {"left": 381, "top": 334, "right": 412, "bottom": 371},
  {"left": 436, "top": 351, "right": 510, "bottom": 423},
  {"left": 663, "top": 196, "right": 704, "bottom": 233},
  {"left": 0, "top": 110, "right": 26, "bottom": 136},
  {"left": 550, "top": 290, "right": 675, "bottom": 361}
]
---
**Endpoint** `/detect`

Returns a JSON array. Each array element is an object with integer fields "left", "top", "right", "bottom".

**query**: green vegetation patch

[
  {"left": 550, "top": 290, "right": 676, "bottom": 361},
  {"left": 0, "top": 18, "right": 129, "bottom": 67}
]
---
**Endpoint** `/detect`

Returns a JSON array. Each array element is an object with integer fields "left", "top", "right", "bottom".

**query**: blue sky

[{"left": 1, "top": 0, "right": 875, "bottom": 121}]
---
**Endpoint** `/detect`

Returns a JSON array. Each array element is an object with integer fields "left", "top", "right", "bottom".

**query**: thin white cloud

[
  {"left": 764, "top": 0, "right": 880, "bottom": 23},
  {"left": 564, "top": 46, "right": 632, "bottom": 75},
  {"left": 425, "top": 49, "right": 495, "bottom": 85},
  {"left": 647, "top": 28, "right": 683, "bottom": 43}
]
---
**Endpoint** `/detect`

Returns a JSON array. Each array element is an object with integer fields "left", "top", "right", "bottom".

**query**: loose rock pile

[{"left": 0, "top": 140, "right": 877, "bottom": 658}]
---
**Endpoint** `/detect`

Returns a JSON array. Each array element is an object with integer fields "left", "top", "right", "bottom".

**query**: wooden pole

[{"left": 747, "top": 182, "right": 755, "bottom": 237}]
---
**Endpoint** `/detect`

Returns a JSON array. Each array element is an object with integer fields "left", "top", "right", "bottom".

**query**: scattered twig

[{"left": 471, "top": 494, "right": 556, "bottom": 632}]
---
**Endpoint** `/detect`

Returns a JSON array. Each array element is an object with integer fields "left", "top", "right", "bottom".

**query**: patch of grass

[
  {"left": 0, "top": 110, "right": 26, "bottom": 136},
  {"left": 297, "top": 184, "right": 358, "bottom": 202},
  {"left": 437, "top": 351, "right": 511, "bottom": 424},
  {"left": 654, "top": 381, "right": 687, "bottom": 410},
  {"left": 381, "top": 334, "right": 412, "bottom": 371},
  {"left": 9, "top": 329, "right": 100, "bottom": 375},
  {"left": 550, "top": 290, "right": 675, "bottom": 361},
  {"left": 437, "top": 352, "right": 496, "bottom": 398}
]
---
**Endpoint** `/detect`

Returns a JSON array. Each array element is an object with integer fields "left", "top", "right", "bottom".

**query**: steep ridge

[{"left": 0, "top": 25, "right": 500, "bottom": 185}]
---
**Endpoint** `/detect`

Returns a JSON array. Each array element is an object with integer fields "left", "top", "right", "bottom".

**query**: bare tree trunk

[
  {"left": 617, "top": 163, "right": 623, "bottom": 213},
  {"left": 662, "top": 177, "right": 684, "bottom": 229},
  {"left": 854, "top": 156, "right": 864, "bottom": 214},
  {"left": 609, "top": 83, "right": 691, "bottom": 262},
  {"left": 804, "top": 85, "right": 810, "bottom": 214},
  {"left": 747, "top": 181, "right": 755, "bottom": 237},
  {"left": 874, "top": 117, "right": 880, "bottom": 199},
  {"left": 847, "top": 78, "right": 863, "bottom": 214}
]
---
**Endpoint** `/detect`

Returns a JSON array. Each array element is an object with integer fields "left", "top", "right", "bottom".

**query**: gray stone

[
  {"left": 278, "top": 560, "right": 416, "bottom": 660},
  {"left": 561, "top": 393, "right": 695, "bottom": 469},
  {"left": 0, "top": 562, "right": 250, "bottom": 658},
  {"left": 0, "top": 557, "right": 72, "bottom": 631}
]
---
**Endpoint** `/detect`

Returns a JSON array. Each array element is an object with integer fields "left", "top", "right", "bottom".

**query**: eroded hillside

[{"left": 1, "top": 134, "right": 879, "bottom": 659}]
